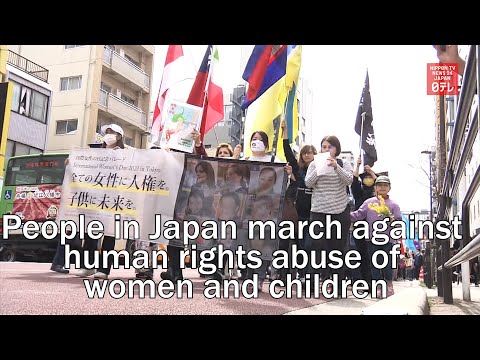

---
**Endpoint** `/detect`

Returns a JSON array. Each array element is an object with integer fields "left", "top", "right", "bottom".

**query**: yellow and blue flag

[
  {"left": 276, "top": 45, "right": 302, "bottom": 161},
  {"left": 242, "top": 45, "right": 302, "bottom": 161}
]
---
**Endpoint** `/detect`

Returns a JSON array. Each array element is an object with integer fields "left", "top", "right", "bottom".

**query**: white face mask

[
  {"left": 103, "top": 133, "right": 118, "bottom": 146},
  {"left": 251, "top": 139, "right": 265, "bottom": 152}
]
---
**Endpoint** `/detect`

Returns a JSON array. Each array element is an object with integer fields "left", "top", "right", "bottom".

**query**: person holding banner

[
  {"left": 242, "top": 131, "right": 282, "bottom": 163},
  {"left": 191, "top": 128, "right": 242, "bottom": 159},
  {"left": 74, "top": 124, "right": 126, "bottom": 279},
  {"left": 160, "top": 129, "right": 239, "bottom": 283},
  {"left": 279, "top": 117, "right": 317, "bottom": 282},
  {"left": 240, "top": 131, "right": 284, "bottom": 292},
  {"left": 304, "top": 135, "right": 353, "bottom": 291}
]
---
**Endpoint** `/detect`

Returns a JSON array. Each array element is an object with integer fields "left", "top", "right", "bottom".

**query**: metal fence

[{"left": 7, "top": 50, "right": 49, "bottom": 83}]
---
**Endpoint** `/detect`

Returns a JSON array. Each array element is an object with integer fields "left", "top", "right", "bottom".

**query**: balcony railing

[
  {"left": 7, "top": 50, "right": 49, "bottom": 82},
  {"left": 102, "top": 47, "right": 150, "bottom": 91},
  {"left": 99, "top": 89, "right": 146, "bottom": 127}
]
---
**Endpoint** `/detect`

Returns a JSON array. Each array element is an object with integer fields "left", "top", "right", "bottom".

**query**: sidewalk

[
  {"left": 285, "top": 280, "right": 419, "bottom": 315},
  {"left": 285, "top": 280, "right": 480, "bottom": 315},
  {"left": 424, "top": 281, "right": 480, "bottom": 315}
]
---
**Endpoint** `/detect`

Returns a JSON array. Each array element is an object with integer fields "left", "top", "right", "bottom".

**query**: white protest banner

[{"left": 57, "top": 148, "right": 185, "bottom": 243}]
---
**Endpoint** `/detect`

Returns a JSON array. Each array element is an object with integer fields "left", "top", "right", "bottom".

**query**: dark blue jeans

[
  {"left": 297, "top": 216, "right": 310, "bottom": 278},
  {"left": 367, "top": 241, "right": 394, "bottom": 281},
  {"left": 52, "top": 239, "right": 66, "bottom": 267}
]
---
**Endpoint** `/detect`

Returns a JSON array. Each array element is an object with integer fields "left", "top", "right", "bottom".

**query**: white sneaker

[
  {"left": 93, "top": 272, "right": 108, "bottom": 279},
  {"left": 76, "top": 268, "right": 96, "bottom": 277}
]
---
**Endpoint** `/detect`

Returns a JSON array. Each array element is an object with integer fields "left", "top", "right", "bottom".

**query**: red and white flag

[
  {"left": 186, "top": 45, "right": 224, "bottom": 140},
  {"left": 151, "top": 45, "right": 191, "bottom": 143}
]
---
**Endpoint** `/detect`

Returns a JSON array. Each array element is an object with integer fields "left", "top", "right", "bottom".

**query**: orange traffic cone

[{"left": 419, "top": 266, "right": 424, "bottom": 283}]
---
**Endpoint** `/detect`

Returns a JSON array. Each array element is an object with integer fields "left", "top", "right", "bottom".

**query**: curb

[{"left": 362, "top": 287, "right": 429, "bottom": 315}]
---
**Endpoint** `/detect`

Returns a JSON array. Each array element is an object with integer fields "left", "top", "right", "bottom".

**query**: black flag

[{"left": 355, "top": 71, "right": 377, "bottom": 167}]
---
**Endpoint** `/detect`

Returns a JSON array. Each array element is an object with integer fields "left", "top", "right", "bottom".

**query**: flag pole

[
  {"left": 213, "top": 126, "right": 219, "bottom": 144},
  {"left": 359, "top": 111, "right": 365, "bottom": 164},
  {"left": 199, "top": 45, "right": 214, "bottom": 140},
  {"left": 201, "top": 45, "right": 214, "bottom": 110},
  {"left": 270, "top": 72, "right": 288, "bottom": 163}
]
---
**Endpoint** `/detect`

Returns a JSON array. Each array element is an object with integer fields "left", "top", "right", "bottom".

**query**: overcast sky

[{"left": 151, "top": 45, "right": 452, "bottom": 213}]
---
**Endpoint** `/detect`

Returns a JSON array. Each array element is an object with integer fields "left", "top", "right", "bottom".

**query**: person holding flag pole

[
  {"left": 151, "top": 45, "right": 193, "bottom": 145},
  {"left": 161, "top": 45, "right": 226, "bottom": 284}
]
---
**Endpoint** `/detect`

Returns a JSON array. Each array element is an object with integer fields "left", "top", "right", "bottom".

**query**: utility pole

[
  {"left": 421, "top": 149, "right": 434, "bottom": 289},
  {"left": 421, "top": 150, "right": 434, "bottom": 221}
]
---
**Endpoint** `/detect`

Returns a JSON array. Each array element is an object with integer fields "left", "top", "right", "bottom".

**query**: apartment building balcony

[
  {"left": 102, "top": 47, "right": 150, "bottom": 93},
  {"left": 7, "top": 50, "right": 49, "bottom": 83},
  {"left": 135, "top": 45, "right": 155, "bottom": 55},
  {"left": 99, "top": 89, "right": 147, "bottom": 130}
]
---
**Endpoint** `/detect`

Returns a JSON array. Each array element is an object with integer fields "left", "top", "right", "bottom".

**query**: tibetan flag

[
  {"left": 355, "top": 71, "right": 377, "bottom": 167},
  {"left": 186, "top": 45, "right": 224, "bottom": 140},
  {"left": 241, "top": 45, "right": 287, "bottom": 110},
  {"left": 276, "top": 45, "right": 302, "bottom": 161},
  {"left": 151, "top": 45, "right": 191, "bottom": 143}
]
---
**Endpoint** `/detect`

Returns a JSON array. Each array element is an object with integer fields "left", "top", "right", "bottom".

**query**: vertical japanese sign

[{"left": 427, "top": 63, "right": 459, "bottom": 96}]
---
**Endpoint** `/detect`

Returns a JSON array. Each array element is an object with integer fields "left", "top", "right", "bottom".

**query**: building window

[
  {"left": 101, "top": 82, "right": 112, "bottom": 93},
  {"left": 10, "top": 81, "right": 21, "bottom": 112},
  {"left": 60, "top": 76, "right": 82, "bottom": 91},
  {"left": 124, "top": 136, "right": 133, "bottom": 147},
  {"left": 30, "top": 91, "right": 48, "bottom": 123},
  {"left": 65, "top": 45, "right": 84, "bottom": 49},
  {"left": 121, "top": 93, "right": 136, "bottom": 106},
  {"left": 56, "top": 119, "right": 78, "bottom": 135},
  {"left": 6, "top": 139, "right": 42, "bottom": 161},
  {"left": 124, "top": 53, "right": 140, "bottom": 68},
  {"left": 19, "top": 87, "right": 31, "bottom": 116},
  {"left": 9, "top": 81, "right": 49, "bottom": 123}
]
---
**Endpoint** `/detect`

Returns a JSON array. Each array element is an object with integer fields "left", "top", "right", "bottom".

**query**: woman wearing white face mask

[
  {"left": 239, "top": 131, "right": 283, "bottom": 291},
  {"left": 74, "top": 123, "right": 127, "bottom": 279},
  {"left": 101, "top": 124, "right": 126, "bottom": 149},
  {"left": 50, "top": 123, "right": 127, "bottom": 276},
  {"left": 242, "top": 131, "right": 281, "bottom": 163}
]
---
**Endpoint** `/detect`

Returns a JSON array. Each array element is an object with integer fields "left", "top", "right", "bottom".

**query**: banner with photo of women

[{"left": 169, "top": 154, "right": 288, "bottom": 260}]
